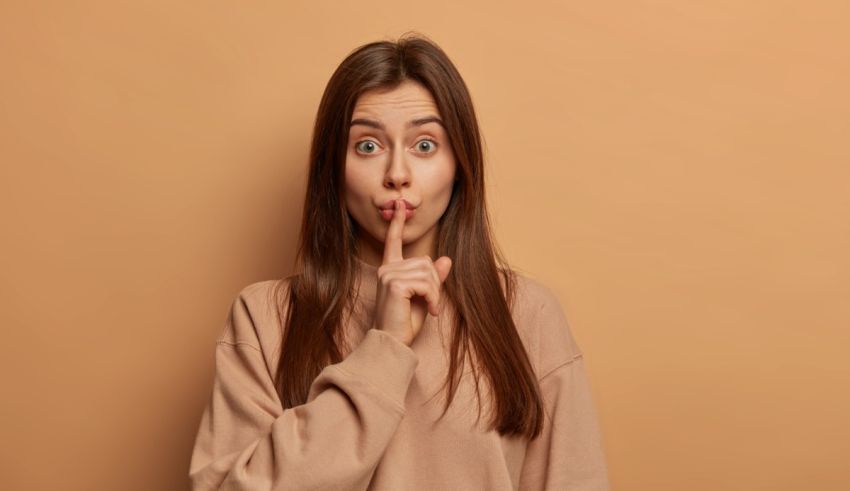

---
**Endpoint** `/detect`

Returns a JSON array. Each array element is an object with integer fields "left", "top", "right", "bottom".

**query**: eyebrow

[{"left": 349, "top": 116, "right": 445, "bottom": 131}]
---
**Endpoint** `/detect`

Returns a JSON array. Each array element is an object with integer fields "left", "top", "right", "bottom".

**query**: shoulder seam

[
  {"left": 217, "top": 340, "right": 263, "bottom": 354},
  {"left": 538, "top": 352, "right": 584, "bottom": 381}
]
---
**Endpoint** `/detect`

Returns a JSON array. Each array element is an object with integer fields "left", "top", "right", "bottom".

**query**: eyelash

[{"left": 354, "top": 138, "right": 438, "bottom": 155}]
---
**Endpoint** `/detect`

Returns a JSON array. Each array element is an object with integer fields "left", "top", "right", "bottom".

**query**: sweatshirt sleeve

[
  {"left": 518, "top": 286, "right": 611, "bottom": 491},
  {"left": 188, "top": 285, "right": 420, "bottom": 490}
]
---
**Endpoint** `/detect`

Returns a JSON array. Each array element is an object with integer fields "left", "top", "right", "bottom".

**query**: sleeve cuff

[{"left": 333, "top": 328, "right": 420, "bottom": 410}]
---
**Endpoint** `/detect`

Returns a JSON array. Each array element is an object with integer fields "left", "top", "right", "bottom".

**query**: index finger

[{"left": 382, "top": 199, "right": 407, "bottom": 264}]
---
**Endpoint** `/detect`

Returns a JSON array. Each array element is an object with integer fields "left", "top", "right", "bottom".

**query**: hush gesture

[{"left": 372, "top": 199, "right": 453, "bottom": 346}]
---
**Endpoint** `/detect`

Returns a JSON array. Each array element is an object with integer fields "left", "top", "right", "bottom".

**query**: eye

[
  {"left": 355, "top": 140, "right": 380, "bottom": 154},
  {"left": 416, "top": 138, "right": 438, "bottom": 154}
]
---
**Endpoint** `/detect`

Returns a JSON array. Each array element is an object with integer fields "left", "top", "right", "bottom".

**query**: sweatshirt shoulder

[
  {"left": 217, "top": 278, "right": 290, "bottom": 354},
  {"left": 511, "top": 271, "right": 583, "bottom": 378},
  {"left": 510, "top": 270, "right": 557, "bottom": 320},
  {"left": 511, "top": 271, "right": 549, "bottom": 307}
]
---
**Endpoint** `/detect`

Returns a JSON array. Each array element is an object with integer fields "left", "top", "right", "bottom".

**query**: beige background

[{"left": 2, "top": 1, "right": 848, "bottom": 490}]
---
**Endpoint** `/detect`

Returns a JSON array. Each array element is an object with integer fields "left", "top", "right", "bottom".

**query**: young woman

[{"left": 189, "top": 33, "right": 610, "bottom": 490}]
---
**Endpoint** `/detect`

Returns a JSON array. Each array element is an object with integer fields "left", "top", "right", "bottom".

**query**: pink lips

[
  {"left": 378, "top": 198, "right": 417, "bottom": 221},
  {"left": 378, "top": 198, "right": 416, "bottom": 211}
]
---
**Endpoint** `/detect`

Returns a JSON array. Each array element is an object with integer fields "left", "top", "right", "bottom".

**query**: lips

[{"left": 378, "top": 198, "right": 416, "bottom": 210}]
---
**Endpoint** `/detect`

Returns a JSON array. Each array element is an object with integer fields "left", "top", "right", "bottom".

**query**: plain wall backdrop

[{"left": 1, "top": 1, "right": 848, "bottom": 490}]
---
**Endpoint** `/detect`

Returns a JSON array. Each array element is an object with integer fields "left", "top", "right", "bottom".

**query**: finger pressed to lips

[{"left": 382, "top": 199, "right": 406, "bottom": 264}]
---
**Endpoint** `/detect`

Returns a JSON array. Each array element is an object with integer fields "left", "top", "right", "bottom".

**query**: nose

[{"left": 383, "top": 147, "right": 411, "bottom": 190}]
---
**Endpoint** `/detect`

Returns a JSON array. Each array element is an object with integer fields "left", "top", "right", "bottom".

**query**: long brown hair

[{"left": 271, "top": 32, "right": 544, "bottom": 439}]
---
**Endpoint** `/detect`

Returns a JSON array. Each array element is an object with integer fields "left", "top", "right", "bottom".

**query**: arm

[
  {"left": 518, "top": 355, "right": 611, "bottom": 490},
  {"left": 518, "top": 285, "right": 610, "bottom": 490},
  {"left": 189, "top": 288, "right": 419, "bottom": 491}
]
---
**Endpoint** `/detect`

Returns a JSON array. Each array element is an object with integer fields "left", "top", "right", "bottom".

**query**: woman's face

[{"left": 344, "top": 79, "right": 457, "bottom": 266}]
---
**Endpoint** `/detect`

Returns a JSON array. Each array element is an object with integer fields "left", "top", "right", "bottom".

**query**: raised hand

[{"left": 372, "top": 199, "right": 453, "bottom": 346}]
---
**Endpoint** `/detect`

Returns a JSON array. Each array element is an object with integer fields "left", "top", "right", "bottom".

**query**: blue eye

[
  {"left": 417, "top": 139, "right": 437, "bottom": 153},
  {"left": 355, "top": 140, "right": 379, "bottom": 154}
]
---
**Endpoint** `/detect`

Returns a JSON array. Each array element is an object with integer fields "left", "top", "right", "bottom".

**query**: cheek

[
  {"left": 343, "top": 165, "right": 378, "bottom": 227},
  {"left": 343, "top": 162, "right": 370, "bottom": 200},
  {"left": 429, "top": 158, "right": 457, "bottom": 195}
]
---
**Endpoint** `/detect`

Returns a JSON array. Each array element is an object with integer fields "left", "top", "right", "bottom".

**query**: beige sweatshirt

[{"left": 189, "top": 257, "right": 610, "bottom": 490}]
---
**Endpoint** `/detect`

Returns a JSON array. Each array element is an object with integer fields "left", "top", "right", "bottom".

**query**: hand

[{"left": 372, "top": 199, "right": 453, "bottom": 346}]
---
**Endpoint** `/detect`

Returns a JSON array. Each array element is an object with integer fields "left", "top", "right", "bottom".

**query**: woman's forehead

[{"left": 352, "top": 81, "right": 438, "bottom": 115}]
